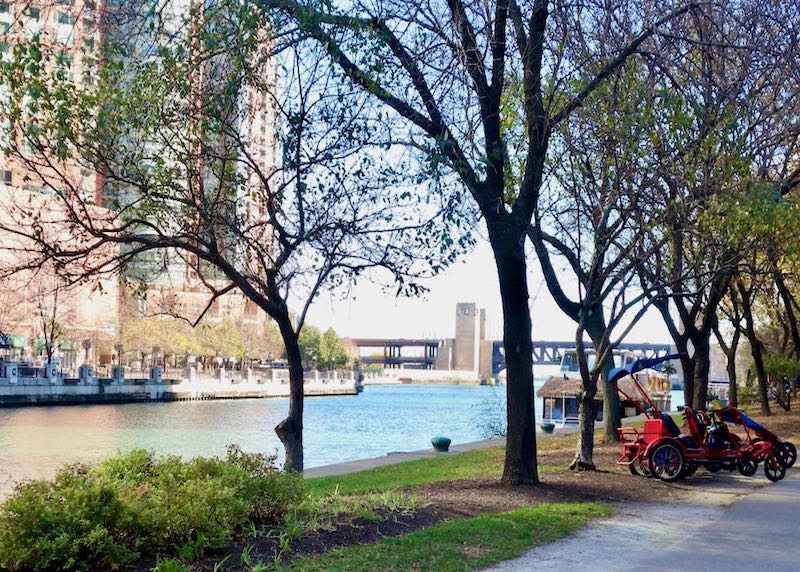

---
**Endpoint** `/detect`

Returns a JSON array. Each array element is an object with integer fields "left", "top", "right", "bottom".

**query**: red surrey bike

[{"left": 613, "top": 354, "right": 794, "bottom": 483}]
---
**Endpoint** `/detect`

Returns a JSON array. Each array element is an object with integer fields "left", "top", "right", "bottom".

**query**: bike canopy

[
  {"left": 608, "top": 353, "right": 684, "bottom": 386},
  {"left": 718, "top": 409, "right": 768, "bottom": 433}
]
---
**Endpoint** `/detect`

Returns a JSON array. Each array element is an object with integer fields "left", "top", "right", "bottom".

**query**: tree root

[{"left": 569, "top": 458, "right": 597, "bottom": 471}]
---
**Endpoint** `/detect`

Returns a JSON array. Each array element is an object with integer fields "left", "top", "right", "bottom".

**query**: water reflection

[{"left": 0, "top": 385, "right": 505, "bottom": 497}]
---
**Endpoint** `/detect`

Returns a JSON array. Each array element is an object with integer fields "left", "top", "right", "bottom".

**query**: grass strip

[
  {"left": 305, "top": 440, "right": 574, "bottom": 497},
  {"left": 306, "top": 446, "right": 506, "bottom": 496},
  {"left": 283, "top": 502, "right": 610, "bottom": 572}
]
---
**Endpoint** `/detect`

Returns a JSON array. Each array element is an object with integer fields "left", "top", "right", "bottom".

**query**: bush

[
  {"left": 738, "top": 382, "right": 759, "bottom": 406},
  {"left": 763, "top": 355, "right": 800, "bottom": 379},
  {"left": 0, "top": 447, "right": 304, "bottom": 572},
  {"left": 472, "top": 388, "right": 507, "bottom": 438},
  {"left": 0, "top": 467, "right": 135, "bottom": 571}
]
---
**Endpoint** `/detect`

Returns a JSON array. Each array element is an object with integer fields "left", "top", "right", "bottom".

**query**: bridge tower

[{"left": 454, "top": 303, "right": 480, "bottom": 373}]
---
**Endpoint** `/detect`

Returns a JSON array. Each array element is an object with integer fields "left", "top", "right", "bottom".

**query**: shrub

[
  {"left": 0, "top": 447, "right": 304, "bottom": 572},
  {"left": 0, "top": 466, "right": 135, "bottom": 571},
  {"left": 225, "top": 444, "right": 304, "bottom": 523},
  {"left": 763, "top": 355, "right": 800, "bottom": 380},
  {"left": 472, "top": 388, "right": 507, "bottom": 438},
  {"left": 738, "top": 382, "right": 759, "bottom": 406}
]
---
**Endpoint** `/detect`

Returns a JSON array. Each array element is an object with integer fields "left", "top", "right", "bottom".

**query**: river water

[{"left": 0, "top": 382, "right": 685, "bottom": 498}]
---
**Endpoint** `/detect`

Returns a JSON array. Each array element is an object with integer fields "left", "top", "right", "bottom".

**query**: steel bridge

[
  {"left": 350, "top": 338, "right": 440, "bottom": 369},
  {"left": 492, "top": 340, "right": 673, "bottom": 377},
  {"left": 350, "top": 337, "right": 672, "bottom": 376}
]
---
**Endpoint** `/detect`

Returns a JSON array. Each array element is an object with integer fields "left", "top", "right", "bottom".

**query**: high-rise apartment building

[
  {"left": 0, "top": 0, "right": 104, "bottom": 201},
  {"left": 0, "top": 0, "right": 279, "bottom": 361}
]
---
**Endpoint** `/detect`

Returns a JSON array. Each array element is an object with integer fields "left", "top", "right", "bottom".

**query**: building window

[
  {"left": 0, "top": 3, "right": 9, "bottom": 15},
  {"left": 23, "top": 184, "right": 49, "bottom": 195},
  {"left": 56, "top": 51, "right": 73, "bottom": 68},
  {"left": 56, "top": 12, "right": 75, "bottom": 25},
  {"left": 2, "top": 170, "right": 11, "bottom": 186},
  {"left": 26, "top": 7, "right": 41, "bottom": 21},
  {"left": 21, "top": 138, "right": 35, "bottom": 155},
  {"left": 80, "top": 169, "right": 95, "bottom": 203},
  {"left": 56, "top": 0, "right": 74, "bottom": 6},
  {"left": 55, "top": 52, "right": 73, "bottom": 80}
]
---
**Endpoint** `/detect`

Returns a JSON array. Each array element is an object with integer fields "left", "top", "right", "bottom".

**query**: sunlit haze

[{"left": 307, "top": 237, "right": 672, "bottom": 344}]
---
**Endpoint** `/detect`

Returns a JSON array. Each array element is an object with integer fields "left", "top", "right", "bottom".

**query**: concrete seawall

[
  {"left": 362, "top": 368, "right": 483, "bottom": 385},
  {"left": 0, "top": 375, "right": 359, "bottom": 407}
]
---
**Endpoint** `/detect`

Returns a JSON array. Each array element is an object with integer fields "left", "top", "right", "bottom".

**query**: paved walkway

[{"left": 483, "top": 470, "right": 800, "bottom": 572}]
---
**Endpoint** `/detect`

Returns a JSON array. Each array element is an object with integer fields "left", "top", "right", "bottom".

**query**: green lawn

[
  {"left": 305, "top": 440, "right": 572, "bottom": 497},
  {"left": 305, "top": 446, "right": 506, "bottom": 496},
  {"left": 291, "top": 436, "right": 610, "bottom": 571},
  {"left": 284, "top": 502, "right": 610, "bottom": 572}
]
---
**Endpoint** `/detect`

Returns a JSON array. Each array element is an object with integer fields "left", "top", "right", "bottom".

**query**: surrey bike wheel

[
  {"left": 649, "top": 442, "right": 685, "bottom": 482},
  {"left": 681, "top": 462, "right": 698, "bottom": 478},
  {"left": 779, "top": 442, "right": 797, "bottom": 469},
  {"left": 736, "top": 456, "right": 758, "bottom": 477},
  {"left": 628, "top": 456, "right": 652, "bottom": 478},
  {"left": 764, "top": 454, "right": 786, "bottom": 482}
]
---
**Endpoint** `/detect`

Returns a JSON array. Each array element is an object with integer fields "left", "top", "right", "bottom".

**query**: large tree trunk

[
  {"left": 584, "top": 322, "right": 619, "bottom": 443},
  {"left": 274, "top": 313, "right": 305, "bottom": 471},
  {"left": 725, "top": 349, "right": 738, "bottom": 408},
  {"left": 725, "top": 329, "right": 740, "bottom": 408},
  {"left": 772, "top": 262, "right": 800, "bottom": 358},
  {"left": 738, "top": 280, "right": 770, "bottom": 415},
  {"left": 570, "top": 384, "right": 597, "bottom": 470},
  {"left": 599, "top": 356, "right": 619, "bottom": 442},
  {"left": 678, "top": 348, "right": 694, "bottom": 409},
  {"left": 493, "top": 235, "right": 538, "bottom": 485},
  {"left": 570, "top": 328, "right": 597, "bottom": 470},
  {"left": 751, "top": 340, "right": 770, "bottom": 415},
  {"left": 691, "top": 333, "right": 711, "bottom": 409}
]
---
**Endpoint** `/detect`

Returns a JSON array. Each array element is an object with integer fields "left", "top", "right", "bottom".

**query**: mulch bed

[
  {"left": 126, "top": 507, "right": 455, "bottom": 572},
  {"left": 409, "top": 441, "right": 702, "bottom": 517}
]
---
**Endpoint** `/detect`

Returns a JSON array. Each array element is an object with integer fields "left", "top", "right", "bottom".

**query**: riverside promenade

[{"left": 0, "top": 363, "right": 360, "bottom": 407}]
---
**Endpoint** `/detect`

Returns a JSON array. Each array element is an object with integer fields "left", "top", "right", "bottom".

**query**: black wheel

[
  {"left": 779, "top": 442, "right": 797, "bottom": 469},
  {"left": 649, "top": 442, "right": 685, "bottom": 482},
  {"left": 628, "top": 456, "right": 652, "bottom": 478},
  {"left": 736, "top": 457, "right": 758, "bottom": 477},
  {"left": 764, "top": 454, "right": 786, "bottom": 482},
  {"left": 678, "top": 462, "right": 697, "bottom": 479}
]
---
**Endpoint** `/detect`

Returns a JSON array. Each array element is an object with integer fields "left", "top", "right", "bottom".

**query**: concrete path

[{"left": 483, "top": 470, "right": 800, "bottom": 572}]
